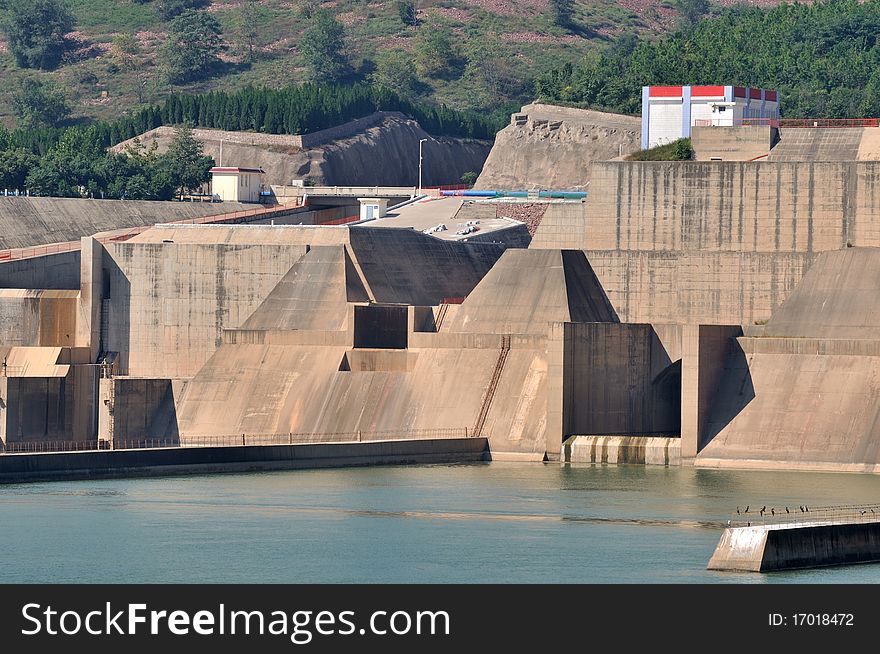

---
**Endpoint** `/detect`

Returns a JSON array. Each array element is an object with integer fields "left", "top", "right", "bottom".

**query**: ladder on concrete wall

[
  {"left": 435, "top": 303, "right": 450, "bottom": 331},
  {"left": 100, "top": 299, "right": 110, "bottom": 354},
  {"left": 473, "top": 335, "right": 511, "bottom": 438}
]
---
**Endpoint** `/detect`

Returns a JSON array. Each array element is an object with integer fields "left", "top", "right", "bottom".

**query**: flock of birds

[
  {"left": 729, "top": 505, "right": 877, "bottom": 527},
  {"left": 736, "top": 505, "right": 811, "bottom": 516}
]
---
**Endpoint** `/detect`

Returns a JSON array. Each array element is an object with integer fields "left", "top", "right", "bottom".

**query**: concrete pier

[
  {"left": 708, "top": 506, "right": 880, "bottom": 571},
  {"left": 0, "top": 438, "right": 489, "bottom": 484}
]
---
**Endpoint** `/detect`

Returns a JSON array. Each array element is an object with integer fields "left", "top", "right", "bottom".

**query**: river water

[{"left": 3, "top": 462, "right": 880, "bottom": 583}]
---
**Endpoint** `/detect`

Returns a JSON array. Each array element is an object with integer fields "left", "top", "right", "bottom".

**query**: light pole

[{"left": 418, "top": 138, "right": 427, "bottom": 194}]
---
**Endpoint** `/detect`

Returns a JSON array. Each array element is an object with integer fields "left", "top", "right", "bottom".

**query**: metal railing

[
  {"left": 1, "top": 428, "right": 477, "bottom": 454},
  {"left": 729, "top": 503, "right": 880, "bottom": 529},
  {"left": 741, "top": 118, "right": 880, "bottom": 128}
]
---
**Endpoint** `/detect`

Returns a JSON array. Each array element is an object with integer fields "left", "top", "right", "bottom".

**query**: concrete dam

[{"left": 5, "top": 154, "right": 880, "bottom": 474}]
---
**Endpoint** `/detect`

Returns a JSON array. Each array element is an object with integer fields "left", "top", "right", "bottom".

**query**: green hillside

[
  {"left": 0, "top": 0, "right": 690, "bottom": 129},
  {"left": 536, "top": 0, "right": 880, "bottom": 118}
]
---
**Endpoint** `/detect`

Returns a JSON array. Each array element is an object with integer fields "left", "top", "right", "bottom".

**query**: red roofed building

[{"left": 641, "top": 85, "right": 780, "bottom": 149}]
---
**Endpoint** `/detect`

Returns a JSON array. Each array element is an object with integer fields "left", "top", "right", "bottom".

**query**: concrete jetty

[
  {"left": 0, "top": 437, "right": 489, "bottom": 484},
  {"left": 708, "top": 505, "right": 880, "bottom": 571}
]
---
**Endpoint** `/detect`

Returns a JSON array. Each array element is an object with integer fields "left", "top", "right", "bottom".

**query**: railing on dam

[
  {"left": 0, "top": 428, "right": 477, "bottom": 454},
  {"left": 729, "top": 503, "right": 880, "bottom": 528}
]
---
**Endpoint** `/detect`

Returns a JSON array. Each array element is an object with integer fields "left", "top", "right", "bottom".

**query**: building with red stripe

[{"left": 641, "top": 85, "right": 780, "bottom": 149}]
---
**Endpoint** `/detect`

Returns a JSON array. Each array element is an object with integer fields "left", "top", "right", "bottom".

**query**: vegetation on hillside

[
  {"left": 0, "top": 82, "right": 503, "bottom": 196},
  {"left": 0, "top": 123, "right": 211, "bottom": 199},
  {"left": 0, "top": 0, "right": 671, "bottom": 129},
  {"left": 536, "top": 0, "right": 880, "bottom": 118},
  {"left": 4, "top": 83, "right": 503, "bottom": 158},
  {"left": 626, "top": 138, "right": 693, "bottom": 161}
]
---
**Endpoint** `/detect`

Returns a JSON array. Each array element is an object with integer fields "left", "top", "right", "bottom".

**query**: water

[{"left": 3, "top": 462, "right": 880, "bottom": 583}]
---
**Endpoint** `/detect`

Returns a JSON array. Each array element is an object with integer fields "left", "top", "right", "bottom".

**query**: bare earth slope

[
  {"left": 476, "top": 103, "right": 641, "bottom": 190},
  {"left": 113, "top": 112, "right": 492, "bottom": 187}
]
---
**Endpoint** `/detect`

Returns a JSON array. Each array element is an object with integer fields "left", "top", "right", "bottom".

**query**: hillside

[
  {"left": 476, "top": 103, "right": 640, "bottom": 189},
  {"left": 113, "top": 111, "right": 491, "bottom": 185},
  {"left": 0, "top": 0, "right": 733, "bottom": 128}
]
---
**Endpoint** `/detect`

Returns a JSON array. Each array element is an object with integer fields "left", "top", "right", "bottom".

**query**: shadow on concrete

[
  {"left": 701, "top": 340, "right": 756, "bottom": 450},
  {"left": 103, "top": 256, "right": 130, "bottom": 374},
  {"left": 563, "top": 250, "right": 620, "bottom": 323},
  {"left": 651, "top": 358, "right": 681, "bottom": 435}
]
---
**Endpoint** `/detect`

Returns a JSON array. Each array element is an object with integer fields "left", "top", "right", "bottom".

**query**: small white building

[
  {"left": 357, "top": 197, "right": 388, "bottom": 221},
  {"left": 209, "top": 166, "right": 265, "bottom": 203},
  {"left": 641, "top": 85, "right": 780, "bottom": 149}
]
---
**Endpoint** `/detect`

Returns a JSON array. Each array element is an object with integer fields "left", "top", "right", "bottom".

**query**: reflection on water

[{"left": 2, "top": 462, "right": 880, "bottom": 583}]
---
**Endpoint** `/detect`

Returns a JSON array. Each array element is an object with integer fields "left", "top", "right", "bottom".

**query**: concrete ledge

[
  {"left": 708, "top": 522, "right": 880, "bottom": 572},
  {"left": 563, "top": 435, "right": 681, "bottom": 466},
  {"left": 695, "top": 457, "right": 880, "bottom": 474},
  {"left": 0, "top": 438, "right": 489, "bottom": 484},
  {"left": 488, "top": 451, "right": 547, "bottom": 462}
]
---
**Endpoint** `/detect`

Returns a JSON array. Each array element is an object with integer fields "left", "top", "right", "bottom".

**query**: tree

[
  {"left": 549, "top": 0, "right": 575, "bottom": 30},
  {"left": 396, "top": 0, "right": 417, "bottom": 26},
  {"left": 370, "top": 50, "right": 418, "bottom": 96},
  {"left": 164, "top": 123, "right": 213, "bottom": 196},
  {"left": 460, "top": 171, "right": 477, "bottom": 186},
  {"left": 157, "top": 0, "right": 208, "bottom": 21},
  {"left": 464, "top": 37, "right": 526, "bottom": 105},
  {"left": 413, "top": 20, "right": 459, "bottom": 79},
  {"left": 160, "top": 10, "right": 225, "bottom": 84},
  {"left": 11, "top": 76, "right": 71, "bottom": 129},
  {"left": 236, "top": 0, "right": 260, "bottom": 63},
  {"left": 110, "top": 33, "right": 140, "bottom": 70},
  {"left": 676, "top": 0, "right": 709, "bottom": 27},
  {"left": 0, "top": 148, "right": 39, "bottom": 190},
  {"left": 299, "top": 10, "right": 349, "bottom": 83},
  {"left": 1, "top": 0, "right": 74, "bottom": 70}
]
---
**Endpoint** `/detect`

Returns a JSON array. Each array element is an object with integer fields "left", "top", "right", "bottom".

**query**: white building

[
  {"left": 641, "top": 85, "right": 780, "bottom": 149},
  {"left": 209, "top": 166, "right": 265, "bottom": 203}
]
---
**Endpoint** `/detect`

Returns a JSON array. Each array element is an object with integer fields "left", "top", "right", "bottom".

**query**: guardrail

[
  {"left": 273, "top": 186, "right": 419, "bottom": 197},
  {"left": 729, "top": 503, "right": 880, "bottom": 528},
  {"left": 1, "top": 428, "right": 478, "bottom": 454},
  {"left": 740, "top": 118, "right": 880, "bottom": 128}
]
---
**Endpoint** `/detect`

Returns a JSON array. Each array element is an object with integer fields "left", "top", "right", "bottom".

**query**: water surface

[{"left": 3, "top": 462, "right": 880, "bottom": 583}]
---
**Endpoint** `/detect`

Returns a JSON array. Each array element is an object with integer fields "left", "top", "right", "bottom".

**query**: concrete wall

[
  {"left": 0, "top": 252, "right": 81, "bottom": 290},
  {"left": 0, "top": 437, "right": 489, "bottom": 483},
  {"left": 585, "top": 162, "right": 867, "bottom": 253},
  {"left": 691, "top": 126, "right": 776, "bottom": 161},
  {"left": 531, "top": 161, "right": 880, "bottom": 324},
  {"left": 584, "top": 251, "right": 813, "bottom": 325},
  {"left": 563, "top": 323, "right": 680, "bottom": 436},
  {"left": 104, "top": 241, "right": 309, "bottom": 377},
  {"left": 0, "top": 197, "right": 250, "bottom": 250},
  {"left": 1, "top": 366, "right": 97, "bottom": 446},
  {"left": 708, "top": 522, "right": 880, "bottom": 572},
  {"left": 98, "top": 377, "right": 181, "bottom": 445},
  {"left": 0, "top": 290, "right": 78, "bottom": 347},
  {"left": 681, "top": 325, "right": 742, "bottom": 458},
  {"left": 563, "top": 435, "right": 681, "bottom": 466}
]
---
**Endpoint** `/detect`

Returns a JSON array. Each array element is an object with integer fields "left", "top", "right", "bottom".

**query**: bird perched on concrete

[
  {"left": 744, "top": 506, "right": 749, "bottom": 513},
  {"left": 761, "top": 505, "right": 766, "bottom": 513},
  {"left": 785, "top": 507, "right": 790, "bottom": 513},
  {"left": 771, "top": 508, "right": 775, "bottom": 516},
  {"left": 736, "top": 507, "right": 740, "bottom": 515}
]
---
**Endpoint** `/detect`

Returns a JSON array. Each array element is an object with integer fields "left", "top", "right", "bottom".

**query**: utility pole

[{"left": 418, "top": 138, "right": 427, "bottom": 194}]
